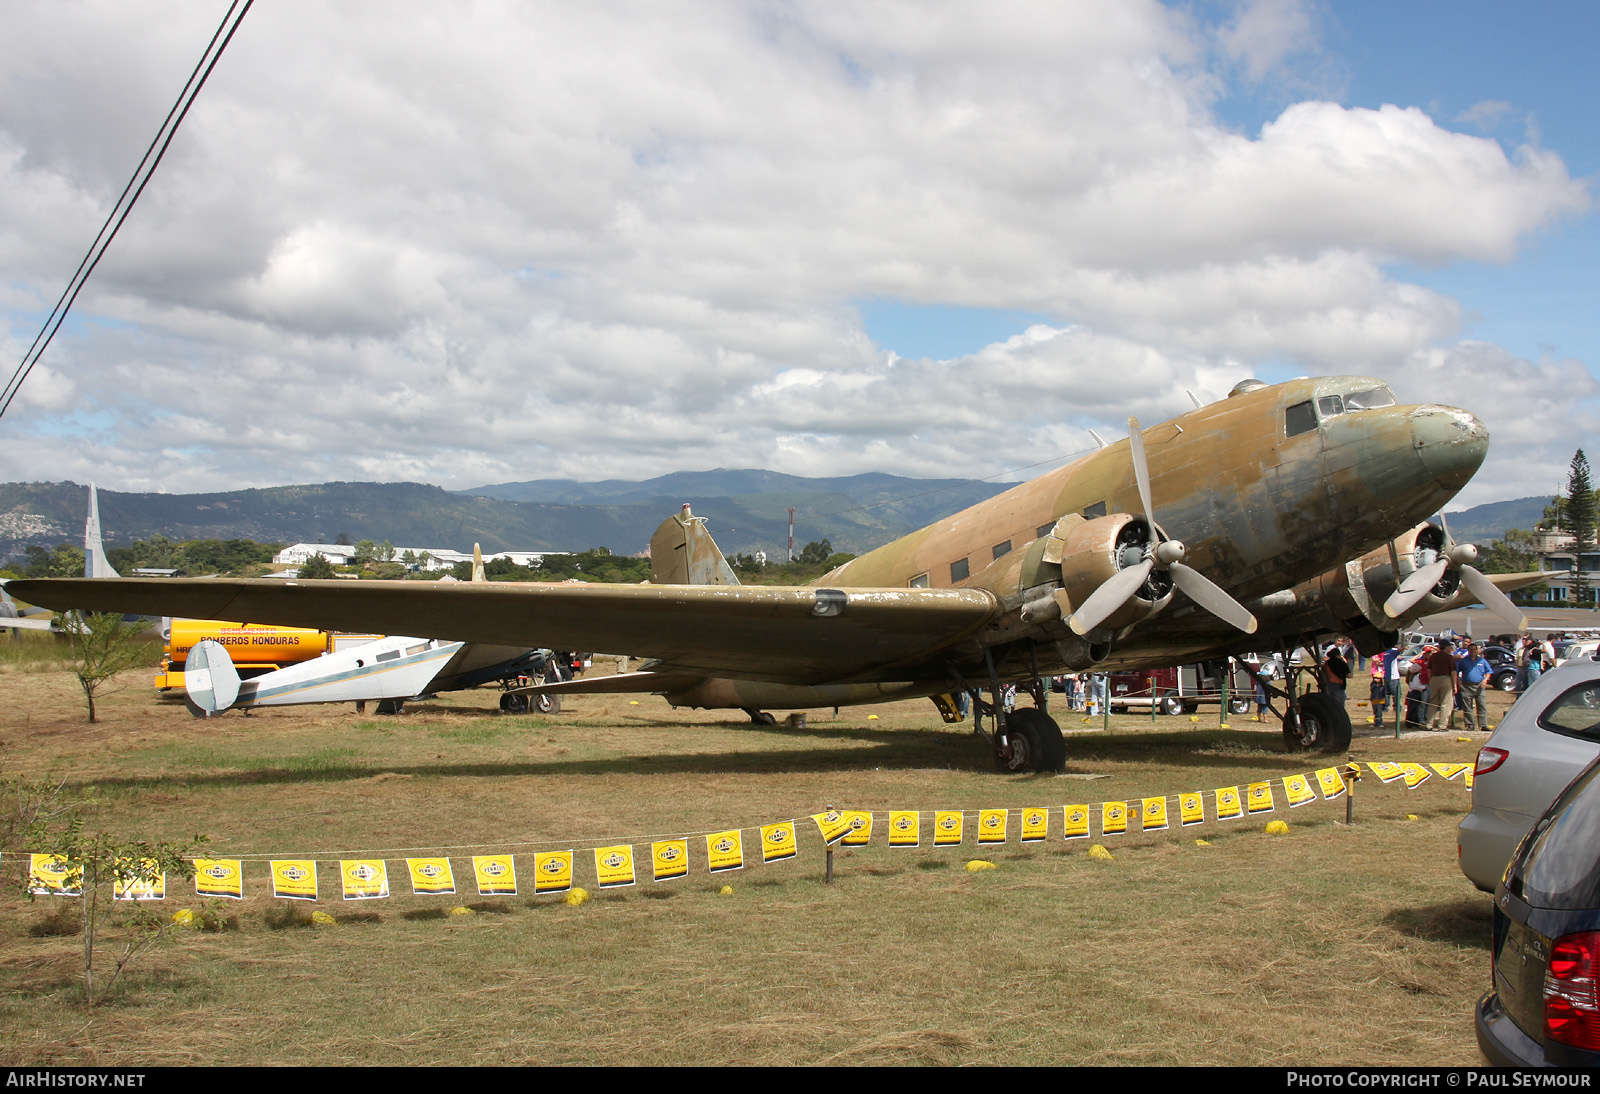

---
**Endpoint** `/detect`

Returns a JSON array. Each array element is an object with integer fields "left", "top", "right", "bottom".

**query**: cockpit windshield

[
  {"left": 1343, "top": 386, "right": 1397, "bottom": 410},
  {"left": 1286, "top": 383, "right": 1399, "bottom": 436}
]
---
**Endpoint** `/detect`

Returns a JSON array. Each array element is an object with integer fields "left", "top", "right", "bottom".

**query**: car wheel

[
  {"left": 1494, "top": 670, "right": 1518, "bottom": 693},
  {"left": 1229, "top": 697, "right": 1252, "bottom": 715},
  {"left": 1161, "top": 696, "right": 1184, "bottom": 716},
  {"left": 1282, "top": 692, "right": 1351, "bottom": 754},
  {"left": 994, "top": 707, "right": 1066, "bottom": 773}
]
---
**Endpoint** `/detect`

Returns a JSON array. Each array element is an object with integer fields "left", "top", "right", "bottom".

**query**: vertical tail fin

[
  {"left": 649, "top": 504, "right": 740, "bottom": 586},
  {"left": 471, "top": 543, "right": 487, "bottom": 583},
  {"left": 84, "top": 483, "right": 120, "bottom": 578}
]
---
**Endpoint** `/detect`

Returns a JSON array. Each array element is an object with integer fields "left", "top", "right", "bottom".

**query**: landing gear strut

[
  {"left": 993, "top": 706, "right": 1067, "bottom": 773},
  {"left": 1269, "top": 645, "right": 1352, "bottom": 754}
]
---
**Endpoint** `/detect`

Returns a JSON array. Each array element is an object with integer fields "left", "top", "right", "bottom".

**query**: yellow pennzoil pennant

[
  {"left": 533, "top": 851, "right": 573, "bottom": 894},
  {"left": 933, "top": 810, "right": 964, "bottom": 846},
  {"left": 841, "top": 811, "right": 873, "bottom": 847},
  {"left": 472, "top": 854, "right": 518, "bottom": 896},
  {"left": 887, "top": 811, "right": 920, "bottom": 848},
  {"left": 1215, "top": 787, "right": 1243, "bottom": 820},
  {"left": 271, "top": 859, "right": 318, "bottom": 901},
  {"left": 593, "top": 845, "right": 636, "bottom": 889},
  {"left": 1315, "top": 767, "right": 1347, "bottom": 801},
  {"left": 1179, "top": 792, "right": 1205, "bottom": 827},
  {"left": 1140, "top": 797, "right": 1168, "bottom": 831},
  {"left": 1246, "top": 782, "right": 1275, "bottom": 814},
  {"left": 706, "top": 830, "right": 744, "bottom": 873},
  {"left": 194, "top": 858, "right": 244, "bottom": 900},
  {"left": 1363, "top": 761, "right": 1407, "bottom": 784},
  {"left": 1062, "top": 805, "right": 1090, "bottom": 840},
  {"left": 1399, "top": 762, "right": 1432, "bottom": 789},
  {"left": 652, "top": 840, "right": 689, "bottom": 881},
  {"left": 811, "top": 810, "right": 854, "bottom": 846},
  {"left": 112, "top": 858, "right": 165, "bottom": 902},
  {"left": 1101, "top": 802, "right": 1127, "bottom": 836},
  {"left": 28, "top": 854, "right": 79, "bottom": 897},
  {"left": 406, "top": 858, "right": 456, "bottom": 896},
  {"left": 977, "top": 808, "right": 1008, "bottom": 845},
  {"left": 340, "top": 860, "right": 389, "bottom": 901},
  {"left": 760, "top": 823, "right": 797, "bottom": 863},
  {"left": 1430, "top": 762, "right": 1473, "bottom": 782},
  {"left": 1020, "top": 807, "right": 1048, "bottom": 844},
  {"left": 1283, "top": 774, "right": 1316, "bottom": 808}
]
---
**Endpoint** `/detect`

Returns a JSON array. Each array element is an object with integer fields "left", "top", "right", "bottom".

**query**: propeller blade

[
  {"left": 1127, "top": 416, "right": 1154, "bottom": 522},
  {"left": 1068, "top": 559, "right": 1154, "bottom": 636},
  {"left": 1169, "top": 562, "right": 1258, "bottom": 634},
  {"left": 1459, "top": 565, "right": 1528, "bottom": 632},
  {"left": 1384, "top": 557, "right": 1449, "bottom": 618}
]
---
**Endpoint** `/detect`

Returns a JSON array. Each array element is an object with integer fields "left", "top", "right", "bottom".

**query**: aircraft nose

[{"left": 1412, "top": 405, "right": 1488, "bottom": 491}]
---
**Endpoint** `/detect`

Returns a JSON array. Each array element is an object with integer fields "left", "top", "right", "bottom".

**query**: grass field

[{"left": 0, "top": 657, "right": 1507, "bottom": 1066}]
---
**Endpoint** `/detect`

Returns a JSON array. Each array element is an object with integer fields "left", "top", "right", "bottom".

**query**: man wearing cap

[{"left": 1426, "top": 642, "right": 1458, "bottom": 731}]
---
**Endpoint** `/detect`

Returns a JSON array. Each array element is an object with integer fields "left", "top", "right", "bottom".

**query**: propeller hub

[
  {"left": 1155, "top": 539, "right": 1186, "bottom": 568},
  {"left": 1450, "top": 543, "right": 1479, "bottom": 567}
]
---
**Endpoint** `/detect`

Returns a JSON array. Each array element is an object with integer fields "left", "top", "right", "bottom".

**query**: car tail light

[
  {"left": 1545, "top": 931, "right": 1600, "bottom": 1049},
  {"left": 1475, "top": 747, "right": 1508, "bottom": 776}
]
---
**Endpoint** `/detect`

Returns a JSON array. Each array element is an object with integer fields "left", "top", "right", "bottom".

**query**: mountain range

[{"left": 0, "top": 472, "right": 1555, "bottom": 565}]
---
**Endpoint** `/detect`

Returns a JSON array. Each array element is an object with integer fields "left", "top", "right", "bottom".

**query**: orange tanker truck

[{"left": 155, "top": 619, "right": 380, "bottom": 691}]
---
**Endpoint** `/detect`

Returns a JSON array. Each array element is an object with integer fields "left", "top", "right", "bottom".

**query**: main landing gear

[
  {"left": 994, "top": 706, "right": 1067, "bottom": 773},
  {"left": 1268, "top": 645, "right": 1352, "bottom": 754}
]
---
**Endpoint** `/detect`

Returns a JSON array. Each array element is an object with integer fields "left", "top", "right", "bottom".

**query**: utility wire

[{"left": 0, "top": 0, "right": 254, "bottom": 422}]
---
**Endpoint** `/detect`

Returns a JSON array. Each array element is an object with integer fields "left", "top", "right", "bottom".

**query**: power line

[{"left": 0, "top": 0, "right": 255, "bottom": 422}]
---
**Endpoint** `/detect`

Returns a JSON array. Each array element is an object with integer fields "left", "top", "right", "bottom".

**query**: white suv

[{"left": 1458, "top": 652, "right": 1600, "bottom": 892}]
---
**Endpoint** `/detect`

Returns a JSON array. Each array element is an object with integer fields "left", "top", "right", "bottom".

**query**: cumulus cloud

[{"left": 0, "top": 0, "right": 1591, "bottom": 512}]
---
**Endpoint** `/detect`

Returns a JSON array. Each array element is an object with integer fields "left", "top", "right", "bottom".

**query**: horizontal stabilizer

[{"left": 185, "top": 638, "right": 242, "bottom": 714}]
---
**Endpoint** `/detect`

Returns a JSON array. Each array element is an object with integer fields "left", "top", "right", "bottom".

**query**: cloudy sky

[{"left": 1, "top": 0, "right": 1594, "bottom": 509}]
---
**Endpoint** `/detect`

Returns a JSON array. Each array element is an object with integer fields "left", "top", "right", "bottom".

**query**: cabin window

[
  {"left": 376, "top": 649, "right": 401, "bottom": 662},
  {"left": 992, "top": 540, "right": 1012, "bottom": 561},
  {"left": 1083, "top": 501, "right": 1106, "bottom": 519},
  {"left": 950, "top": 558, "right": 970, "bottom": 583},
  {"left": 1317, "top": 395, "right": 1345, "bottom": 419},
  {"left": 908, "top": 573, "right": 929, "bottom": 588},
  {"left": 405, "top": 643, "right": 430, "bottom": 656},
  {"left": 1285, "top": 400, "right": 1316, "bottom": 437},
  {"left": 1037, "top": 521, "right": 1055, "bottom": 539}
]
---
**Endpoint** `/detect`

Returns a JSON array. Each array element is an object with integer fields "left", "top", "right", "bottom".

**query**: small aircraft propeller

[
  {"left": 1383, "top": 513, "right": 1526, "bottom": 631},
  {"left": 1069, "top": 417, "right": 1258, "bottom": 636}
]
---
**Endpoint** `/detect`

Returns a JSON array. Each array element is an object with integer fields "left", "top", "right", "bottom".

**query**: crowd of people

[{"left": 1363, "top": 633, "right": 1566, "bottom": 732}]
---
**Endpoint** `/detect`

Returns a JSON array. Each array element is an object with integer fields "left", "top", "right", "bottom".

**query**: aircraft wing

[{"left": 8, "top": 578, "right": 1000, "bottom": 685}]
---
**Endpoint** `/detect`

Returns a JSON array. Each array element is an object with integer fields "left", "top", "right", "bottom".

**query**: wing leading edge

[{"left": 8, "top": 578, "right": 999, "bottom": 686}]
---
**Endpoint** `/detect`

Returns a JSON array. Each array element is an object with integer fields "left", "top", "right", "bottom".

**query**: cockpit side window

[
  {"left": 1285, "top": 400, "right": 1316, "bottom": 437},
  {"left": 1317, "top": 395, "right": 1345, "bottom": 419}
]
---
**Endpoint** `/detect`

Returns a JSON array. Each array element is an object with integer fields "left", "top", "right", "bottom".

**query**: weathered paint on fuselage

[{"left": 817, "top": 376, "right": 1483, "bottom": 607}]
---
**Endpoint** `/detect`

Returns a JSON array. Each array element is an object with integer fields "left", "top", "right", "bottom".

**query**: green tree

[
  {"left": 1566, "top": 451, "right": 1596, "bottom": 607},
  {"left": 27, "top": 820, "right": 205, "bottom": 1006},
  {"left": 24, "top": 543, "right": 86, "bottom": 577},
  {"left": 67, "top": 612, "right": 153, "bottom": 723},
  {"left": 299, "top": 554, "right": 336, "bottom": 580},
  {"left": 797, "top": 539, "right": 833, "bottom": 565}
]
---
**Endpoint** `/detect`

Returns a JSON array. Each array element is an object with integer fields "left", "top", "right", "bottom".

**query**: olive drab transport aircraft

[{"left": 10, "top": 376, "right": 1538, "bottom": 773}]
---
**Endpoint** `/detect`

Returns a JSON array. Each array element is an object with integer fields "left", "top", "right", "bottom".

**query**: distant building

[
  {"left": 272, "top": 543, "right": 562, "bottom": 573},
  {"left": 273, "top": 543, "right": 357, "bottom": 566}
]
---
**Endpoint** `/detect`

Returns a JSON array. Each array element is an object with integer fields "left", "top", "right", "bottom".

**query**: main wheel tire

[
  {"left": 499, "top": 692, "right": 529, "bottom": 714},
  {"left": 1229, "top": 697, "right": 1252, "bottom": 715},
  {"left": 1282, "top": 692, "right": 1352, "bottom": 753},
  {"left": 533, "top": 693, "right": 561, "bottom": 714},
  {"left": 375, "top": 698, "right": 404, "bottom": 716},
  {"left": 1160, "top": 696, "right": 1184, "bottom": 716},
  {"left": 993, "top": 707, "right": 1067, "bottom": 773}
]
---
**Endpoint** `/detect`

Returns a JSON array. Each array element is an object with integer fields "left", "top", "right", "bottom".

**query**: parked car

[
  {"left": 1477, "top": 754, "right": 1600, "bottom": 1065},
  {"left": 1481, "top": 644, "right": 1519, "bottom": 693},
  {"left": 1459, "top": 653, "right": 1600, "bottom": 893},
  {"left": 1103, "top": 659, "right": 1254, "bottom": 716}
]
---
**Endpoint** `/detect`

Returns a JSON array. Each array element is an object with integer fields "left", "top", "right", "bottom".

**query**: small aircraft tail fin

[
  {"left": 184, "top": 638, "right": 242, "bottom": 716},
  {"left": 649, "top": 504, "right": 740, "bottom": 586},
  {"left": 471, "top": 543, "right": 487, "bottom": 583},
  {"left": 84, "top": 483, "right": 121, "bottom": 579}
]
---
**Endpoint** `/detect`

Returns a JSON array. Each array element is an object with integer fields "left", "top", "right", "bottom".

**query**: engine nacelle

[
  {"left": 1354, "top": 523, "right": 1460, "bottom": 624},
  {"left": 1054, "top": 513, "right": 1173, "bottom": 635}
]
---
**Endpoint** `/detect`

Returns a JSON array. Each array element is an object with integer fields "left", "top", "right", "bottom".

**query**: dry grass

[{"left": 0, "top": 660, "right": 1509, "bottom": 1066}]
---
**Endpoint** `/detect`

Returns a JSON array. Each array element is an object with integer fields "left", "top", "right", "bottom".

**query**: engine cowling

[{"left": 1054, "top": 513, "right": 1174, "bottom": 636}]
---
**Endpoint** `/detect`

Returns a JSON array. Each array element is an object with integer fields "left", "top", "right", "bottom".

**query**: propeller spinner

[{"left": 1068, "top": 417, "right": 1258, "bottom": 636}]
